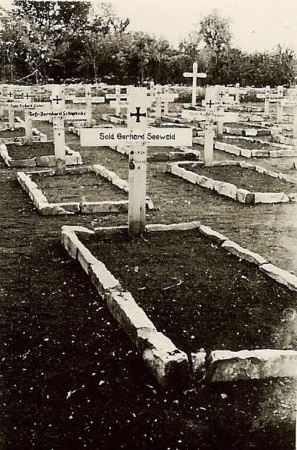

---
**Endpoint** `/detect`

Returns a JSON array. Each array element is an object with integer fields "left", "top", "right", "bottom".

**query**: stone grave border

[
  {"left": 0, "top": 141, "right": 81, "bottom": 168},
  {"left": 167, "top": 160, "right": 297, "bottom": 204},
  {"left": 17, "top": 164, "right": 154, "bottom": 215},
  {"left": 223, "top": 125, "right": 271, "bottom": 137},
  {"left": 194, "top": 135, "right": 297, "bottom": 158},
  {"left": 61, "top": 221, "right": 297, "bottom": 388}
]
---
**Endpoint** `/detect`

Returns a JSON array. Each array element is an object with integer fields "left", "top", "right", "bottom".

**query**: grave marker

[
  {"left": 51, "top": 85, "right": 66, "bottom": 168},
  {"left": 183, "top": 62, "right": 207, "bottom": 107},
  {"left": 203, "top": 87, "right": 221, "bottom": 166},
  {"left": 80, "top": 87, "right": 192, "bottom": 235},
  {"left": 107, "top": 86, "right": 128, "bottom": 116},
  {"left": 264, "top": 86, "right": 270, "bottom": 115},
  {"left": 85, "top": 86, "right": 93, "bottom": 127},
  {"left": 23, "top": 86, "right": 33, "bottom": 144},
  {"left": 151, "top": 85, "right": 178, "bottom": 119},
  {"left": 3, "top": 86, "right": 16, "bottom": 129}
]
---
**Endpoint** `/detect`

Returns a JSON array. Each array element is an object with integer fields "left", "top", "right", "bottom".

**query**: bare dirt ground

[{"left": 0, "top": 117, "right": 296, "bottom": 449}]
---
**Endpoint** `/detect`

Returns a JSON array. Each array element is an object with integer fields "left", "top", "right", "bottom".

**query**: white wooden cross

[
  {"left": 80, "top": 86, "right": 192, "bottom": 236},
  {"left": 85, "top": 85, "right": 93, "bottom": 127},
  {"left": 202, "top": 86, "right": 240, "bottom": 166},
  {"left": 203, "top": 88, "right": 220, "bottom": 166},
  {"left": 0, "top": 85, "right": 6, "bottom": 119},
  {"left": 151, "top": 85, "right": 178, "bottom": 119},
  {"left": 106, "top": 86, "right": 128, "bottom": 117},
  {"left": 2, "top": 85, "right": 16, "bottom": 129},
  {"left": 256, "top": 86, "right": 271, "bottom": 115},
  {"left": 51, "top": 84, "right": 67, "bottom": 167},
  {"left": 183, "top": 62, "right": 207, "bottom": 107}
]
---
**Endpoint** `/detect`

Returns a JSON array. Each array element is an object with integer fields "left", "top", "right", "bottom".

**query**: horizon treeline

[{"left": 0, "top": 1, "right": 296, "bottom": 87}]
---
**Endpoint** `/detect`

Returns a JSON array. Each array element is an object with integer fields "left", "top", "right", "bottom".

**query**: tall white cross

[
  {"left": 51, "top": 84, "right": 66, "bottom": 169},
  {"left": 80, "top": 87, "right": 192, "bottom": 236},
  {"left": 183, "top": 62, "right": 207, "bottom": 107}
]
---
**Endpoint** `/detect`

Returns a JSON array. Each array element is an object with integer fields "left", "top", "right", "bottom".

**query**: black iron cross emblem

[
  {"left": 130, "top": 107, "right": 146, "bottom": 122},
  {"left": 205, "top": 99, "right": 216, "bottom": 108},
  {"left": 52, "top": 95, "right": 63, "bottom": 105}
]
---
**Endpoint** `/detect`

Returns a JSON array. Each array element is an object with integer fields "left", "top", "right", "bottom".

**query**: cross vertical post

[
  {"left": 264, "top": 85, "right": 270, "bottom": 116},
  {"left": 235, "top": 83, "right": 240, "bottom": 105},
  {"left": 85, "top": 85, "right": 93, "bottom": 127},
  {"left": 6, "top": 87, "right": 15, "bottom": 129},
  {"left": 51, "top": 84, "right": 66, "bottom": 171},
  {"left": 127, "top": 87, "right": 148, "bottom": 236},
  {"left": 24, "top": 86, "right": 33, "bottom": 144},
  {"left": 183, "top": 62, "right": 207, "bottom": 107},
  {"left": 191, "top": 62, "right": 198, "bottom": 107},
  {"left": 0, "top": 85, "right": 5, "bottom": 119},
  {"left": 204, "top": 86, "right": 219, "bottom": 166}
]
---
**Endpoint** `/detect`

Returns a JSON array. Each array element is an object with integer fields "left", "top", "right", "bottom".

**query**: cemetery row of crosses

[{"left": 2, "top": 60, "right": 297, "bottom": 446}]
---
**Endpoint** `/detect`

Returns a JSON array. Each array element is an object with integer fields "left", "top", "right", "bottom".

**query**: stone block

[
  {"left": 214, "top": 142, "right": 226, "bottom": 152},
  {"left": 244, "top": 129, "right": 258, "bottom": 137},
  {"left": 142, "top": 341, "right": 190, "bottom": 387},
  {"left": 36, "top": 155, "right": 56, "bottom": 167},
  {"left": 54, "top": 202, "right": 80, "bottom": 213},
  {"left": 39, "top": 203, "right": 75, "bottom": 215},
  {"left": 80, "top": 201, "right": 128, "bottom": 214},
  {"left": 146, "top": 221, "right": 201, "bottom": 233},
  {"left": 112, "top": 177, "right": 129, "bottom": 192},
  {"left": 197, "top": 175, "right": 215, "bottom": 190},
  {"left": 240, "top": 149, "right": 252, "bottom": 158},
  {"left": 236, "top": 188, "right": 254, "bottom": 204},
  {"left": 16, "top": 172, "right": 30, "bottom": 191},
  {"left": 192, "top": 137, "right": 204, "bottom": 145},
  {"left": 92, "top": 164, "right": 113, "bottom": 181},
  {"left": 198, "top": 225, "right": 228, "bottom": 244},
  {"left": 273, "top": 149, "right": 296, "bottom": 158},
  {"left": 251, "top": 149, "right": 269, "bottom": 158},
  {"left": 106, "top": 289, "right": 156, "bottom": 343},
  {"left": 77, "top": 243, "right": 99, "bottom": 275},
  {"left": 224, "top": 144, "right": 241, "bottom": 156},
  {"left": 253, "top": 192, "right": 289, "bottom": 204},
  {"left": 213, "top": 181, "right": 237, "bottom": 200},
  {"left": 207, "top": 349, "right": 297, "bottom": 382},
  {"left": 256, "top": 129, "right": 271, "bottom": 136},
  {"left": 260, "top": 263, "right": 297, "bottom": 291},
  {"left": 31, "top": 188, "right": 48, "bottom": 209},
  {"left": 222, "top": 240, "right": 267, "bottom": 265},
  {"left": 0, "top": 149, "right": 12, "bottom": 166},
  {"left": 65, "top": 151, "right": 82, "bottom": 166},
  {"left": 168, "top": 164, "right": 190, "bottom": 181},
  {"left": 61, "top": 229, "right": 81, "bottom": 258},
  {"left": 89, "top": 260, "right": 120, "bottom": 296},
  {"left": 183, "top": 169, "right": 200, "bottom": 184},
  {"left": 288, "top": 193, "right": 297, "bottom": 202}
]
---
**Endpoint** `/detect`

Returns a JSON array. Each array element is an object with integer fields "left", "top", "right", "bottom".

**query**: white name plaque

[
  {"left": 80, "top": 127, "right": 192, "bottom": 147},
  {"left": 28, "top": 109, "right": 87, "bottom": 120}
]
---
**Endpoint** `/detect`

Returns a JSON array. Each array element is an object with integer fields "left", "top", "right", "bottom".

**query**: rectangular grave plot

[
  {"left": 180, "top": 163, "right": 297, "bottom": 195},
  {"left": 6, "top": 141, "right": 55, "bottom": 160},
  {"left": 219, "top": 137, "right": 271, "bottom": 151},
  {"left": 0, "top": 128, "right": 25, "bottom": 140},
  {"left": 78, "top": 229, "right": 297, "bottom": 354},
  {"left": 31, "top": 171, "right": 127, "bottom": 204}
]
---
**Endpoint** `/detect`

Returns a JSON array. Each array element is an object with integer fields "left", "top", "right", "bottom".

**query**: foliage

[{"left": 0, "top": 3, "right": 296, "bottom": 86}]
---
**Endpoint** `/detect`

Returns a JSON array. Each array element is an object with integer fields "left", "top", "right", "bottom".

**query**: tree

[{"left": 77, "top": 3, "right": 129, "bottom": 82}]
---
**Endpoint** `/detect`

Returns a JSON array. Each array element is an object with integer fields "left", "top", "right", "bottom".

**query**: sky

[{"left": 2, "top": 0, "right": 297, "bottom": 54}]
